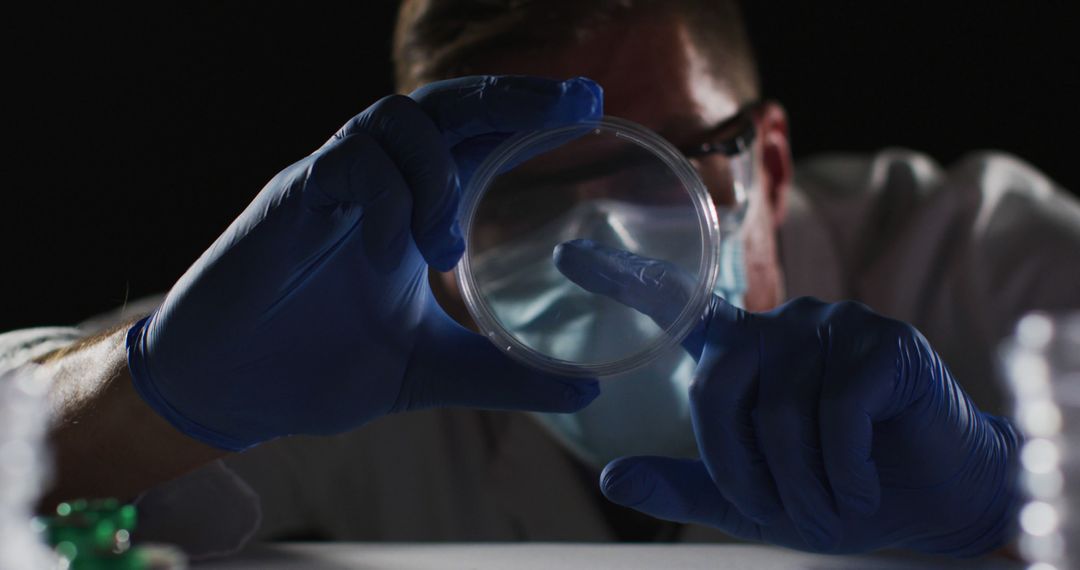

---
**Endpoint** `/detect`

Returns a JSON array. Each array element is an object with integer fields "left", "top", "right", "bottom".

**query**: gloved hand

[
  {"left": 554, "top": 239, "right": 1020, "bottom": 556},
  {"left": 126, "top": 76, "right": 603, "bottom": 451}
]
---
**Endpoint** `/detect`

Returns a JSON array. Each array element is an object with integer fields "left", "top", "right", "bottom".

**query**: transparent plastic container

[
  {"left": 455, "top": 116, "right": 723, "bottom": 376},
  {"left": 1003, "top": 312, "right": 1080, "bottom": 570}
]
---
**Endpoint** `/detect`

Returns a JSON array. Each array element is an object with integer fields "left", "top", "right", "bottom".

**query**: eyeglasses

[
  {"left": 680, "top": 101, "right": 760, "bottom": 160},
  {"left": 678, "top": 101, "right": 760, "bottom": 225}
]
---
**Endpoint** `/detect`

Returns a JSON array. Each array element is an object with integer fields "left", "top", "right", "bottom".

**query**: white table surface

[{"left": 193, "top": 543, "right": 1021, "bottom": 570}]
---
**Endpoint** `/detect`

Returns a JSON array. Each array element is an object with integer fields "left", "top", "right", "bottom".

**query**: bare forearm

[{"left": 36, "top": 322, "right": 225, "bottom": 511}]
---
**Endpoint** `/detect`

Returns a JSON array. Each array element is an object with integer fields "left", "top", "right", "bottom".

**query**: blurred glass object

[
  {"left": 0, "top": 365, "right": 60, "bottom": 569},
  {"left": 1003, "top": 312, "right": 1080, "bottom": 570}
]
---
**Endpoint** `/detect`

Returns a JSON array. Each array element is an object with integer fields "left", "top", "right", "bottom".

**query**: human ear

[{"left": 755, "top": 101, "right": 792, "bottom": 228}]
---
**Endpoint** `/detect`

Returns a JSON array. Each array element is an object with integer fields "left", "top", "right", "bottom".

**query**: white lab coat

[{"left": 3, "top": 149, "right": 1078, "bottom": 558}]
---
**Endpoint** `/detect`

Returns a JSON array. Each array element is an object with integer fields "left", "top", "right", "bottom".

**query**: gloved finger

[
  {"left": 754, "top": 321, "right": 842, "bottom": 551},
  {"left": 690, "top": 326, "right": 784, "bottom": 524},
  {"left": 357, "top": 155, "right": 415, "bottom": 274},
  {"left": 395, "top": 298, "right": 600, "bottom": 413},
  {"left": 409, "top": 75, "right": 603, "bottom": 147},
  {"left": 554, "top": 240, "right": 753, "bottom": 359},
  {"left": 303, "top": 132, "right": 408, "bottom": 211},
  {"left": 300, "top": 133, "right": 415, "bottom": 272},
  {"left": 817, "top": 303, "right": 890, "bottom": 517},
  {"left": 819, "top": 372, "right": 880, "bottom": 517},
  {"left": 552, "top": 239, "right": 699, "bottom": 333},
  {"left": 599, "top": 456, "right": 763, "bottom": 541},
  {"left": 322, "top": 95, "right": 463, "bottom": 271}
]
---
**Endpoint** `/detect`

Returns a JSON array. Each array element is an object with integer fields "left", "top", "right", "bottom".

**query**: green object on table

[{"left": 38, "top": 498, "right": 147, "bottom": 570}]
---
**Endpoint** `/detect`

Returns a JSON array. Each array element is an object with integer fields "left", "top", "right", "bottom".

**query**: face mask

[{"left": 472, "top": 197, "right": 751, "bottom": 469}]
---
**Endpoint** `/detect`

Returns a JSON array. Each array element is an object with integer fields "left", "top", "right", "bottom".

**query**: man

[{"left": 5, "top": 0, "right": 1077, "bottom": 560}]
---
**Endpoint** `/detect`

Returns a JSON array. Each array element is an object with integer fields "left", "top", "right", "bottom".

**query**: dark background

[{"left": 3, "top": 2, "right": 1076, "bottom": 331}]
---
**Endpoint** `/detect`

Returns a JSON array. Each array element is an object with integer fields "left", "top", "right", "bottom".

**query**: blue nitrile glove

[
  {"left": 554, "top": 239, "right": 1020, "bottom": 556},
  {"left": 125, "top": 76, "right": 603, "bottom": 451}
]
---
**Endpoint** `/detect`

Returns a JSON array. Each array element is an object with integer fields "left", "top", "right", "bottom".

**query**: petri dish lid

[{"left": 455, "top": 116, "right": 722, "bottom": 377}]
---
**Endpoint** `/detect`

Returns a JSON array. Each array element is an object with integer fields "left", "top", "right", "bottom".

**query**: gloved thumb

[{"left": 600, "top": 456, "right": 751, "bottom": 531}]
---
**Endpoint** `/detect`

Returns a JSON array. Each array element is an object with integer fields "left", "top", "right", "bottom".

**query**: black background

[{"left": 3, "top": 2, "right": 1076, "bottom": 331}]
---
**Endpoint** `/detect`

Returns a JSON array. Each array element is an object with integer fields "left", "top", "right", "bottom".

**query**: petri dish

[{"left": 455, "top": 116, "right": 722, "bottom": 377}]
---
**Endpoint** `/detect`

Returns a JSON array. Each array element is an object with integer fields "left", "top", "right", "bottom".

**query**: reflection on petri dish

[{"left": 455, "top": 116, "right": 724, "bottom": 376}]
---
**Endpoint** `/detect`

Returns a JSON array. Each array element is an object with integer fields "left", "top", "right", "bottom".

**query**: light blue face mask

[{"left": 472, "top": 170, "right": 754, "bottom": 469}]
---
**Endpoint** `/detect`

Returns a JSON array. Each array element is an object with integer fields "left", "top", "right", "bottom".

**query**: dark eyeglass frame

[{"left": 680, "top": 101, "right": 761, "bottom": 161}]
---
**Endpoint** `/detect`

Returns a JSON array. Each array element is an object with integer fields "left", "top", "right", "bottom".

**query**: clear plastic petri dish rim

[{"left": 454, "top": 115, "right": 722, "bottom": 377}]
